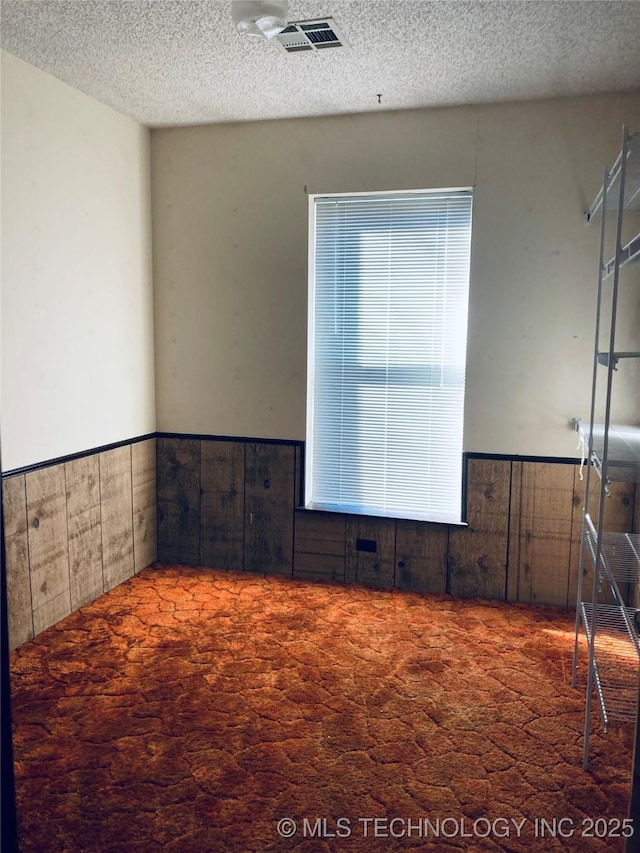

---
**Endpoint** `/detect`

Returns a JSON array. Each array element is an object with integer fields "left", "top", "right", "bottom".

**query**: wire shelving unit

[{"left": 571, "top": 126, "right": 640, "bottom": 770}]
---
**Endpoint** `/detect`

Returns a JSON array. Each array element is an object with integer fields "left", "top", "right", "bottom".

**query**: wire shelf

[
  {"left": 603, "top": 232, "right": 640, "bottom": 278},
  {"left": 581, "top": 602, "right": 640, "bottom": 728},
  {"left": 577, "top": 421, "right": 640, "bottom": 484},
  {"left": 585, "top": 521, "right": 640, "bottom": 586},
  {"left": 588, "top": 131, "right": 640, "bottom": 217}
]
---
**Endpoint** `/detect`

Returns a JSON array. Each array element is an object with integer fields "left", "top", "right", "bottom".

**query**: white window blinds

[{"left": 305, "top": 189, "right": 473, "bottom": 524}]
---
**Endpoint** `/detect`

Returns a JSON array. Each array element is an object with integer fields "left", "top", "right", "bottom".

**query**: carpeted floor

[{"left": 9, "top": 564, "right": 635, "bottom": 852}]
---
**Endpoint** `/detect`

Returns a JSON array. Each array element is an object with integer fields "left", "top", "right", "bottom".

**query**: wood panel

[
  {"left": 395, "top": 520, "right": 448, "bottom": 593},
  {"left": 294, "top": 445, "right": 303, "bottom": 509},
  {"left": 601, "top": 482, "right": 635, "bottom": 532},
  {"left": 157, "top": 437, "right": 201, "bottom": 565},
  {"left": 132, "top": 439, "right": 157, "bottom": 573},
  {"left": 3, "top": 475, "right": 33, "bottom": 648},
  {"left": 567, "top": 465, "right": 597, "bottom": 608},
  {"left": 506, "top": 462, "right": 522, "bottom": 603},
  {"left": 244, "top": 443, "right": 295, "bottom": 576},
  {"left": 200, "top": 441, "right": 244, "bottom": 571},
  {"left": 515, "top": 462, "right": 575, "bottom": 607},
  {"left": 603, "top": 482, "right": 637, "bottom": 606},
  {"left": 345, "top": 516, "right": 395, "bottom": 588},
  {"left": 294, "top": 511, "right": 346, "bottom": 581},
  {"left": 65, "top": 455, "right": 103, "bottom": 610},
  {"left": 448, "top": 459, "right": 510, "bottom": 600},
  {"left": 568, "top": 469, "right": 635, "bottom": 607},
  {"left": 99, "top": 446, "right": 134, "bottom": 591},
  {"left": 25, "top": 466, "right": 71, "bottom": 635}
]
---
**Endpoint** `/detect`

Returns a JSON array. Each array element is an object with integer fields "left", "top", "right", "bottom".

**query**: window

[{"left": 305, "top": 189, "right": 473, "bottom": 524}]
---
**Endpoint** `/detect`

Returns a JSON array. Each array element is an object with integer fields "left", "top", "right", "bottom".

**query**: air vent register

[{"left": 273, "top": 18, "right": 348, "bottom": 53}]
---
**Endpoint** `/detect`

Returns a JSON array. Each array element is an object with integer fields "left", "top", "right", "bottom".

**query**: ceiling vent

[{"left": 273, "top": 18, "right": 348, "bottom": 53}]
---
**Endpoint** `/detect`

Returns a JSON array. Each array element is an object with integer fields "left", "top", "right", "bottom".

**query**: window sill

[{"left": 296, "top": 504, "right": 468, "bottom": 528}]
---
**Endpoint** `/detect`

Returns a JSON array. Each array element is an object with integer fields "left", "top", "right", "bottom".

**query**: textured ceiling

[{"left": 1, "top": 0, "right": 640, "bottom": 128}]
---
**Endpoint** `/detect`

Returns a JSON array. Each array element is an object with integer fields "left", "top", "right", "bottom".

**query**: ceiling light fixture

[{"left": 232, "top": 1, "right": 288, "bottom": 39}]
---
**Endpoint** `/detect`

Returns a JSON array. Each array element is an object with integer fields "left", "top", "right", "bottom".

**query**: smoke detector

[{"left": 273, "top": 18, "right": 349, "bottom": 53}]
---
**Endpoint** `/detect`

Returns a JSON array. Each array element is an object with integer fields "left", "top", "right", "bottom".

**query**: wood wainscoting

[
  {"left": 156, "top": 437, "right": 637, "bottom": 609},
  {"left": 3, "top": 438, "right": 157, "bottom": 649},
  {"left": 4, "top": 434, "right": 636, "bottom": 648}
]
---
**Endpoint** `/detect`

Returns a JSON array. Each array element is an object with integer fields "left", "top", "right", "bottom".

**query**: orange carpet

[{"left": 9, "top": 564, "right": 635, "bottom": 852}]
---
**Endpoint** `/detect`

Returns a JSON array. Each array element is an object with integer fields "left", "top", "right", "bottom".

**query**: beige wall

[
  {"left": 1, "top": 51, "right": 155, "bottom": 471},
  {"left": 152, "top": 92, "right": 639, "bottom": 457}
]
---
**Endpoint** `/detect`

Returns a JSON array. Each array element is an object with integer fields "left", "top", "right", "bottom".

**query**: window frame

[{"left": 305, "top": 186, "right": 473, "bottom": 525}]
